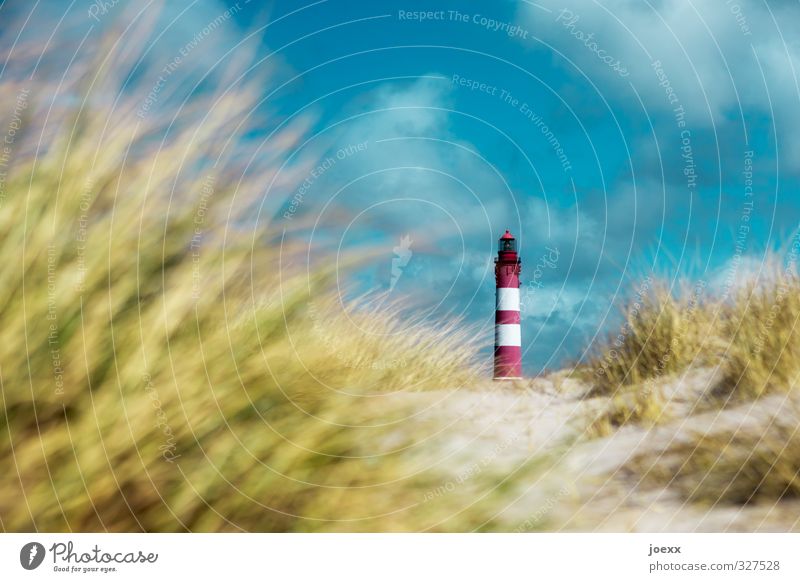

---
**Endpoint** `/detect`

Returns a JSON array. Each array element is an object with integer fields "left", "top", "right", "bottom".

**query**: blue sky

[
  {"left": 6, "top": 0, "right": 800, "bottom": 373},
  {"left": 254, "top": 0, "right": 800, "bottom": 372}
]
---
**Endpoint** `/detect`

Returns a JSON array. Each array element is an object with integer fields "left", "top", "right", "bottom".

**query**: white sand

[{"left": 393, "top": 368, "right": 800, "bottom": 532}]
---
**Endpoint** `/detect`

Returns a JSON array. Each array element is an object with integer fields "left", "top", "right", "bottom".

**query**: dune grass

[
  {"left": 715, "top": 264, "right": 800, "bottom": 403},
  {"left": 588, "top": 257, "right": 800, "bottom": 403},
  {"left": 583, "top": 382, "right": 670, "bottom": 439},
  {"left": 0, "top": 29, "right": 530, "bottom": 532},
  {"left": 579, "top": 279, "right": 713, "bottom": 437},
  {"left": 632, "top": 395, "right": 800, "bottom": 505},
  {"left": 587, "top": 259, "right": 800, "bottom": 504},
  {"left": 588, "top": 279, "right": 718, "bottom": 397}
]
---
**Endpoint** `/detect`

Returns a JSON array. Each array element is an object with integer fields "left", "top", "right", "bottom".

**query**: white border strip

[{"left": 2, "top": 534, "right": 797, "bottom": 581}]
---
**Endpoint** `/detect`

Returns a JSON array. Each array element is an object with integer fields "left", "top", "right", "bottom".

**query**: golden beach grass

[
  {"left": 588, "top": 258, "right": 800, "bottom": 504},
  {"left": 0, "top": 28, "right": 521, "bottom": 532}
]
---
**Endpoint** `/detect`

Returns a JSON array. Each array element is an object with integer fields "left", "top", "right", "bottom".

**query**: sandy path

[{"left": 395, "top": 370, "right": 800, "bottom": 532}]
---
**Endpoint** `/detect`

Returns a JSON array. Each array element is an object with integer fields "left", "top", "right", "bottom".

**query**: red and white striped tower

[{"left": 494, "top": 230, "right": 522, "bottom": 380}]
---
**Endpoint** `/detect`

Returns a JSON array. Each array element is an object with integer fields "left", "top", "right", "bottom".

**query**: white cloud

[
  {"left": 516, "top": 0, "right": 800, "bottom": 167},
  {"left": 316, "top": 76, "right": 523, "bottom": 246}
]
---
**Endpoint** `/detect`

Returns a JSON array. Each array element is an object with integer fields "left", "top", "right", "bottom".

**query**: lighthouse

[{"left": 494, "top": 230, "right": 522, "bottom": 380}]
